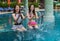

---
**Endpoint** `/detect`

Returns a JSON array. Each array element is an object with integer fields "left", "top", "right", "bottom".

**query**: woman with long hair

[
  {"left": 27, "top": 4, "right": 38, "bottom": 29},
  {"left": 12, "top": 4, "right": 27, "bottom": 31}
]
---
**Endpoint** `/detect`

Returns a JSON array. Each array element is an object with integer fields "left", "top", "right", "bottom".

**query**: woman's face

[
  {"left": 30, "top": 5, "right": 34, "bottom": 11},
  {"left": 15, "top": 5, "right": 20, "bottom": 13}
]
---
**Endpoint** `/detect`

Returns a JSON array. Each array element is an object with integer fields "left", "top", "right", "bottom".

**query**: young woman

[
  {"left": 12, "top": 5, "right": 27, "bottom": 31},
  {"left": 27, "top": 4, "right": 38, "bottom": 29}
]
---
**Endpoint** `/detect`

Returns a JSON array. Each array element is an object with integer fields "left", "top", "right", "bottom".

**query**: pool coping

[{"left": 0, "top": 9, "right": 60, "bottom": 14}]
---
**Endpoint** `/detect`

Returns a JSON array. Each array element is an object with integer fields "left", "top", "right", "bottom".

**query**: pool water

[{"left": 0, "top": 11, "right": 60, "bottom": 41}]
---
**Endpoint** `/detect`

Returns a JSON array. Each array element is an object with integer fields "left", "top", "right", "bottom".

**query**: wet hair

[
  {"left": 29, "top": 4, "right": 35, "bottom": 15},
  {"left": 13, "top": 4, "right": 21, "bottom": 14}
]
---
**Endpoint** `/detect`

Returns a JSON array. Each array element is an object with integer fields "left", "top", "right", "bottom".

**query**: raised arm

[
  {"left": 12, "top": 14, "right": 17, "bottom": 21},
  {"left": 35, "top": 12, "right": 39, "bottom": 19},
  {"left": 21, "top": 14, "right": 25, "bottom": 19},
  {"left": 27, "top": 13, "right": 32, "bottom": 19}
]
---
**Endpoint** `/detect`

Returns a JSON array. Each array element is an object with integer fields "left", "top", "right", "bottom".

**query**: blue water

[{"left": 0, "top": 11, "right": 60, "bottom": 41}]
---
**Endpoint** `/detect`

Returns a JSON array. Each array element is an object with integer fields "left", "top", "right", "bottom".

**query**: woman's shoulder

[{"left": 12, "top": 13, "right": 15, "bottom": 16}]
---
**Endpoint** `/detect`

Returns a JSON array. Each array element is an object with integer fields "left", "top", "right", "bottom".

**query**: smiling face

[
  {"left": 30, "top": 5, "right": 34, "bottom": 11},
  {"left": 15, "top": 5, "right": 20, "bottom": 13},
  {"left": 29, "top": 5, "right": 35, "bottom": 15}
]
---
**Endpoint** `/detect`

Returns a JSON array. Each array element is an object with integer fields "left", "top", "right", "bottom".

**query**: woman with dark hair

[
  {"left": 27, "top": 4, "right": 38, "bottom": 29},
  {"left": 12, "top": 5, "right": 27, "bottom": 31}
]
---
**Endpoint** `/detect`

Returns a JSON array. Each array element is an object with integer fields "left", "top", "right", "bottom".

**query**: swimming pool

[{"left": 0, "top": 11, "right": 60, "bottom": 41}]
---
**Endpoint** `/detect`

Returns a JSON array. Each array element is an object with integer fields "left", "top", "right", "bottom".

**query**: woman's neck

[{"left": 16, "top": 12, "right": 19, "bottom": 14}]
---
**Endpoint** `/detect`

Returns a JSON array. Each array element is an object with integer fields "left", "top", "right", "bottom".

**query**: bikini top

[{"left": 29, "top": 12, "right": 36, "bottom": 20}]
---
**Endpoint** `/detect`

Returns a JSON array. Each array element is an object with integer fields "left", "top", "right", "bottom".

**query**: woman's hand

[
  {"left": 12, "top": 14, "right": 17, "bottom": 21},
  {"left": 21, "top": 14, "right": 25, "bottom": 19}
]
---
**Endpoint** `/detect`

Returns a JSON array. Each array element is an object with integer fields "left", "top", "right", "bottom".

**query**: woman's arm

[
  {"left": 35, "top": 12, "right": 39, "bottom": 19},
  {"left": 27, "top": 13, "right": 32, "bottom": 19},
  {"left": 12, "top": 14, "right": 17, "bottom": 21},
  {"left": 21, "top": 14, "right": 25, "bottom": 19}
]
